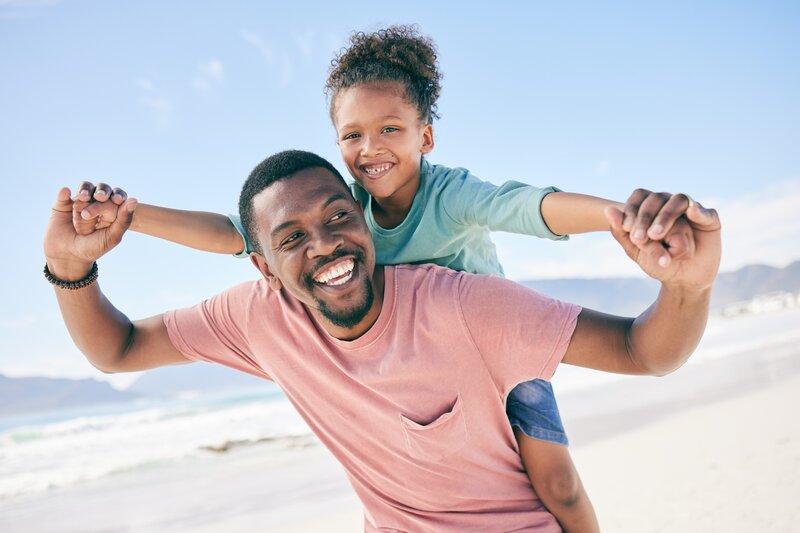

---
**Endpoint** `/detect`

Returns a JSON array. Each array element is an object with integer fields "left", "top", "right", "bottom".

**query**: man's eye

[
  {"left": 330, "top": 211, "right": 348, "bottom": 222},
  {"left": 282, "top": 232, "right": 303, "bottom": 246}
]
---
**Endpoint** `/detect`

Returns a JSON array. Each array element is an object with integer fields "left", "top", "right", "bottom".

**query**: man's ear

[
  {"left": 420, "top": 123, "right": 435, "bottom": 154},
  {"left": 250, "top": 253, "right": 283, "bottom": 291}
]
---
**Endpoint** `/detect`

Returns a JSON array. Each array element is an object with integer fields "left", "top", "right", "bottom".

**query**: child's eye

[
  {"left": 342, "top": 132, "right": 361, "bottom": 141},
  {"left": 381, "top": 127, "right": 398, "bottom": 134}
]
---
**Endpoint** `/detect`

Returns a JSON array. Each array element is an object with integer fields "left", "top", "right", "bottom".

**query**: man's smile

[{"left": 313, "top": 257, "right": 355, "bottom": 286}]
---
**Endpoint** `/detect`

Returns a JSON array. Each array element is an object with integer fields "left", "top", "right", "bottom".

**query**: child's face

[{"left": 334, "top": 83, "right": 434, "bottom": 205}]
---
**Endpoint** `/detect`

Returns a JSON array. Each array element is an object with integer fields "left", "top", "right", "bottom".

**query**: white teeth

[
  {"left": 364, "top": 163, "right": 391, "bottom": 175},
  {"left": 314, "top": 259, "right": 355, "bottom": 285}
]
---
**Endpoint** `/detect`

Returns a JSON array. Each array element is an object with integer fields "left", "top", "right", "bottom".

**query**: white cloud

[
  {"left": 497, "top": 179, "right": 800, "bottom": 280},
  {"left": 241, "top": 29, "right": 293, "bottom": 86},
  {"left": 241, "top": 30, "right": 275, "bottom": 63},
  {"left": 594, "top": 160, "right": 611, "bottom": 175},
  {"left": 192, "top": 59, "right": 224, "bottom": 93},
  {"left": 711, "top": 179, "right": 800, "bottom": 272},
  {"left": 135, "top": 78, "right": 172, "bottom": 130},
  {"left": 292, "top": 30, "right": 315, "bottom": 61}
]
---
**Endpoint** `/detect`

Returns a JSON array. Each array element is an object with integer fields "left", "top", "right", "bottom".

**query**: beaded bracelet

[{"left": 44, "top": 262, "right": 99, "bottom": 290}]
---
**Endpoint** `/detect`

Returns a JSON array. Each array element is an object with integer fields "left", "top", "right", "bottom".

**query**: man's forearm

[
  {"left": 48, "top": 260, "right": 137, "bottom": 373},
  {"left": 627, "top": 284, "right": 712, "bottom": 375}
]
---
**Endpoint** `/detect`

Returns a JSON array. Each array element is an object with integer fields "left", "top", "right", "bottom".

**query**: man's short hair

[{"left": 238, "top": 150, "right": 350, "bottom": 253}]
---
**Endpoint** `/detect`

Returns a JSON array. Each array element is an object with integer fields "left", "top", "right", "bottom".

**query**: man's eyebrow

[{"left": 269, "top": 193, "right": 351, "bottom": 239}]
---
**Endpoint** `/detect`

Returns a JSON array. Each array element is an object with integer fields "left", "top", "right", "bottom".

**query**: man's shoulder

[
  {"left": 392, "top": 263, "right": 510, "bottom": 292},
  {"left": 190, "top": 278, "right": 280, "bottom": 313}
]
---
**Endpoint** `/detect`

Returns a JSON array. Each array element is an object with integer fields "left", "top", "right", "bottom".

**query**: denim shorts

[{"left": 506, "top": 379, "right": 568, "bottom": 446}]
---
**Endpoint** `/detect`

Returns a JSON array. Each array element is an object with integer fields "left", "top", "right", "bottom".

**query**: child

[{"left": 80, "top": 25, "right": 693, "bottom": 532}]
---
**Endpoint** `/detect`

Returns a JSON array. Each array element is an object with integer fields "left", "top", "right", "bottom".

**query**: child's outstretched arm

[
  {"left": 542, "top": 189, "right": 696, "bottom": 267},
  {"left": 540, "top": 192, "right": 623, "bottom": 235},
  {"left": 74, "top": 182, "right": 246, "bottom": 255}
]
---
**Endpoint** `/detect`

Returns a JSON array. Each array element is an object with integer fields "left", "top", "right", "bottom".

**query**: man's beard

[{"left": 303, "top": 248, "right": 375, "bottom": 329}]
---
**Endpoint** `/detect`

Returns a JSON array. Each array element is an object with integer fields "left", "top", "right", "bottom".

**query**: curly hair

[{"left": 325, "top": 24, "right": 442, "bottom": 124}]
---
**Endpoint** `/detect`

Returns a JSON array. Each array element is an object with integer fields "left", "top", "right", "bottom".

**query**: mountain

[
  {"left": 126, "top": 361, "right": 273, "bottom": 397},
  {"left": 521, "top": 260, "right": 800, "bottom": 316},
  {"left": 0, "top": 374, "right": 138, "bottom": 416},
  {"left": 709, "top": 260, "right": 800, "bottom": 308}
]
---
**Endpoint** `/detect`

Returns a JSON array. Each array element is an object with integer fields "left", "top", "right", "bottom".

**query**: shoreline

[{"left": 2, "top": 340, "right": 798, "bottom": 532}]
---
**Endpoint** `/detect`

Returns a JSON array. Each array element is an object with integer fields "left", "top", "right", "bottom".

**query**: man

[{"left": 45, "top": 150, "right": 720, "bottom": 532}]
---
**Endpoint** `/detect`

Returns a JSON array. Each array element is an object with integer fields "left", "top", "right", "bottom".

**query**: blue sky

[{"left": 1, "top": 0, "right": 798, "bottom": 385}]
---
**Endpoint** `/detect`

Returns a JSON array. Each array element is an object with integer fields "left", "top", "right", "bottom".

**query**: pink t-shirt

[{"left": 165, "top": 264, "right": 580, "bottom": 532}]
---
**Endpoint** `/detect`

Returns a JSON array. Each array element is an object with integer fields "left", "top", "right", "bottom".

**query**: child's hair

[{"left": 325, "top": 24, "right": 443, "bottom": 125}]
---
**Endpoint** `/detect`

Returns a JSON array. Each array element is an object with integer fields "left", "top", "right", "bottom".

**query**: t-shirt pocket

[{"left": 399, "top": 394, "right": 469, "bottom": 463}]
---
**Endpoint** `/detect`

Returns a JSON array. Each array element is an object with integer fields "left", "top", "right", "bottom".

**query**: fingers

[
  {"left": 79, "top": 200, "right": 121, "bottom": 230},
  {"left": 623, "top": 190, "right": 672, "bottom": 245},
  {"left": 92, "top": 183, "right": 112, "bottom": 202},
  {"left": 71, "top": 182, "right": 129, "bottom": 230},
  {"left": 106, "top": 198, "right": 138, "bottom": 245},
  {"left": 605, "top": 206, "right": 639, "bottom": 262},
  {"left": 685, "top": 202, "right": 721, "bottom": 232},
  {"left": 52, "top": 187, "right": 73, "bottom": 213},
  {"left": 608, "top": 204, "right": 695, "bottom": 269},
  {"left": 656, "top": 218, "right": 695, "bottom": 267},
  {"left": 621, "top": 189, "right": 649, "bottom": 232},
  {"left": 74, "top": 182, "right": 124, "bottom": 203},
  {"left": 111, "top": 187, "right": 128, "bottom": 205},
  {"left": 75, "top": 182, "right": 93, "bottom": 203},
  {"left": 646, "top": 193, "right": 692, "bottom": 240}
]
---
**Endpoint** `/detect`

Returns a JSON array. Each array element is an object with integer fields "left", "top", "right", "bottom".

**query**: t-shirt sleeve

[
  {"left": 439, "top": 168, "right": 568, "bottom": 241},
  {"left": 457, "top": 273, "right": 580, "bottom": 397},
  {"left": 228, "top": 214, "right": 255, "bottom": 258},
  {"left": 164, "top": 283, "right": 273, "bottom": 381}
]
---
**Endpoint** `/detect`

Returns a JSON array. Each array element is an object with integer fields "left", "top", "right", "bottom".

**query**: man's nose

[{"left": 307, "top": 228, "right": 344, "bottom": 258}]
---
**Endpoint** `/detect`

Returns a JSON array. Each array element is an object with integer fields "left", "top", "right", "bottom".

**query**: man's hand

[
  {"left": 606, "top": 191, "right": 721, "bottom": 291},
  {"left": 44, "top": 186, "right": 137, "bottom": 281},
  {"left": 73, "top": 181, "right": 129, "bottom": 234}
]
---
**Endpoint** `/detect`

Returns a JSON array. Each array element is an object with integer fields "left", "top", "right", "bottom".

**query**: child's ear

[
  {"left": 250, "top": 253, "right": 283, "bottom": 291},
  {"left": 420, "top": 123, "right": 435, "bottom": 154}
]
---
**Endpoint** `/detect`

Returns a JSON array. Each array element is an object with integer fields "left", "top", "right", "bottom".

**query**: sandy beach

[{"left": 2, "top": 325, "right": 798, "bottom": 532}]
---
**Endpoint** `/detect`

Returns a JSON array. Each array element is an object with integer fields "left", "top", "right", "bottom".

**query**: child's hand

[
  {"left": 72, "top": 182, "right": 128, "bottom": 235},
  {"left": 621, "top": 189, "right": 695, "bottom": 247},
  {"left": 606, "top": 196, "right": 721, "bottom": 291}
]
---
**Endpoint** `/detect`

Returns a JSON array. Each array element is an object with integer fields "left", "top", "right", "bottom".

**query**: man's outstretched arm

[
  {"left": 562, "top": 197, "right": 721, "bottom": 376},
  {"left": 44, "top": 187, "right": 189, "bottom": 373}
]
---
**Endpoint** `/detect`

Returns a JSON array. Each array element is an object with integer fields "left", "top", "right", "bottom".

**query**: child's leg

[{"left": 507, "top": 380, "right": 599, "bottom": 533}]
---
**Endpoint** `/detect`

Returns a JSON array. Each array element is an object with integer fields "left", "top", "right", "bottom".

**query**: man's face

[{"left": 250, "top": 167, "right": 382, "bottom": 340}]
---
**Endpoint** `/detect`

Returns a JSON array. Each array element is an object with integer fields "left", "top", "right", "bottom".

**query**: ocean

[
  {"left": 0, "top": 387, "right": 311, "bottom": 499},
  {"left": 2, "top": 306, "right": 799, "bottom": 502}
]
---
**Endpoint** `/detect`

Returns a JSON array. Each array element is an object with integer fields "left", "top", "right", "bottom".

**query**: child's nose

[{"left": 360, "top": 134, "right": 382, "bottom": 156}]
